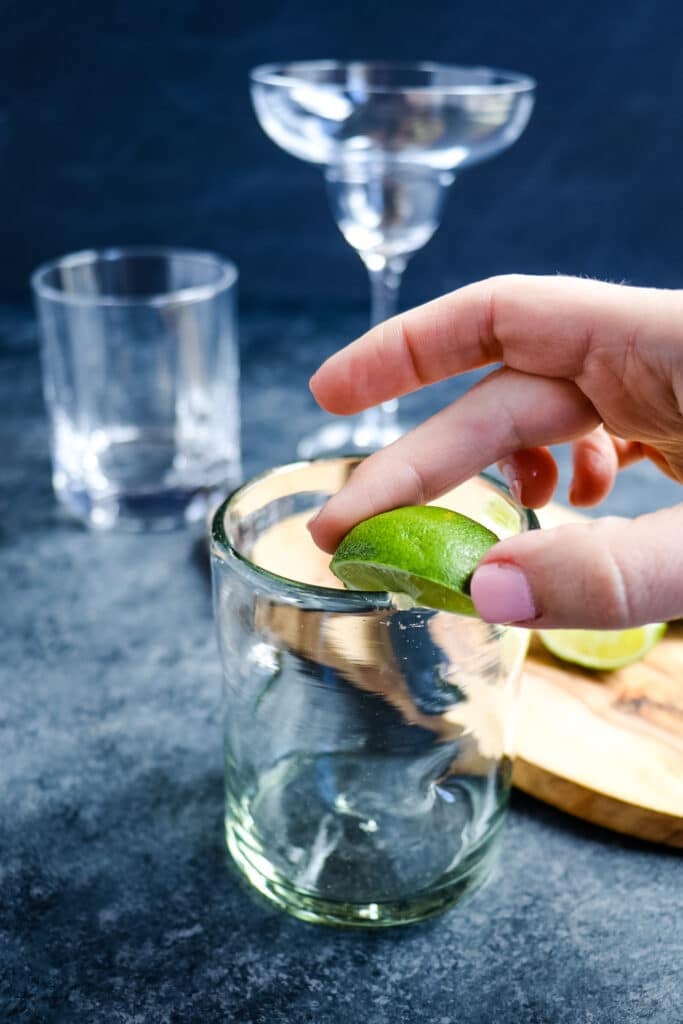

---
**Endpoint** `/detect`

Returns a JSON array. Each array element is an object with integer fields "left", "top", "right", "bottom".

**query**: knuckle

[
  {"left": 390, "top": 314, "right": 424, "bottom": 388},
  {"left": 591, "top": 518, "right": 636, "bottom": 627},
  {"left": 538, "top": 519, "right": 635, "bottom": 628},
  {"left": 401, "top": 458, "right": 428, "bottom": 507},
  {"left": 577, "top": 428, "right": 613, "bottom": 459},
  {"left": 479, "top": 274, "right": 529, "bottom": 359}
]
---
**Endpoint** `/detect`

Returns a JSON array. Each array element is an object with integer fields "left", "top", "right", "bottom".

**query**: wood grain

[
  {"left": 513, "top": 628, "right": 683, "bottom": 847},
  {"left": 513, "top": 502, "right": 683, "bottom": 848}
]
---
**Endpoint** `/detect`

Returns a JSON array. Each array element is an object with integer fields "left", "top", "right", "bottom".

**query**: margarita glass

[{"left": 250, "top": 61, "right": 535, "bottom": 456}]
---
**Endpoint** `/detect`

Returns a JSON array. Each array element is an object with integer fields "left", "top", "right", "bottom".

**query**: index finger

[
  {"left": 309, "top": 274, "right": 665, "bottom": 414},
  {"left": 308, "top": 367, "right": 599, "bottom": 553}
]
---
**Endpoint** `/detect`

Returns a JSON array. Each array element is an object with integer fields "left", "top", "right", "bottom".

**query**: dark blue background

[{"left": 2, "top": 0, "right": 683, "bottom": 309}]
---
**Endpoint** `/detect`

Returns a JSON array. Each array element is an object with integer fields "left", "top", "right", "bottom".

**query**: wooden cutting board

[{"left": 513, "top": 504, "right": 683, "bottom": 848}]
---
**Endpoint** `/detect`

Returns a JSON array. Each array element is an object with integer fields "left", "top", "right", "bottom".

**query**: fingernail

[
  {"left": 306, "top": 510, "right": 321, "bottom": 531},
  {"left": 470, "top": 562, "right": 537, "bottom": 624},
  {"left": 498, "top": 458, "right": 522, "bottom": 504}
]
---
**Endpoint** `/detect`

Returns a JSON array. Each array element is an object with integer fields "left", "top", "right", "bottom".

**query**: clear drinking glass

[
  {"left": 211, "top": 457, "right": 538, "bottom": 927},
  {"left": 250, "top": 61, "right": 536, "bottom": 457},
  {"left": 32, "top": 247, "right": 241, "bottom": 530}
]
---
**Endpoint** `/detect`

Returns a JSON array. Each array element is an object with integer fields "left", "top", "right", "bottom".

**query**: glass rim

[
  {"left": 30, "top": 245, "right": 239, "bottom": 308},
  {"left": 210, "top": 456, "right": 540, "bottom": 612},
  {"left": 250, "top": 60, "right": 536, "bottom": 97}
]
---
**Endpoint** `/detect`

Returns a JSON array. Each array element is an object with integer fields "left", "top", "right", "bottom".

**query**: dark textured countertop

[{"left": 2, "top": 305, "right": 682, "bottom": 1024}]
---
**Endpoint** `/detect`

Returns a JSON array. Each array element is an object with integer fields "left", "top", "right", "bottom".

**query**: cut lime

[
  {"left": 329, "top": 505, "right": 499, "bottom": 615},
  {"left": 538, "top": 623, "right": 667, "bottom": 671}
]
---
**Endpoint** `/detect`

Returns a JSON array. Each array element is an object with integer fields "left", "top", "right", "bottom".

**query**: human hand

[{"left": 307, "top": 275, "right": 683, "bottom": 628}]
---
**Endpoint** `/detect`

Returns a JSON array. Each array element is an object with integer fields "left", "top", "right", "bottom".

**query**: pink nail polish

[
  {"left": 470, "top": 563, "right": 537, "bottom": 624},
  {"left": 498, "top": 459, "right": 522, "bottom": 505}
]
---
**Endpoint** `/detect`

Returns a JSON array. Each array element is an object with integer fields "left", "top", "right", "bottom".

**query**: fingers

[
  {"left": 309, "top": 368, "right": 599, "bottom": 553},
  {"left": 310, "top": 274, "right": 677, "bottom": 414},
  {"left": 612, "top": 438, "right": 648, "bottom": 469},
  {"left": 498, "top": 431, "right": 640, "bottom": 512},
  {"left": 470, "top": 505, "right": 683, "bottom": 628},
  {"left": 569, "top": 427, "right": 620, "bottom": 506}
]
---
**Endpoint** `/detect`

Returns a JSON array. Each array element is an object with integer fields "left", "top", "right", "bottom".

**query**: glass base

[
  {"left": 55, "top": 477, "right": 236, "bottom": 531},
  {"left": 297, "top": 413, "right": 404, "bottom": 459},
  {"left": 225, "top": 813, "right": 505, "bottom": 928}
]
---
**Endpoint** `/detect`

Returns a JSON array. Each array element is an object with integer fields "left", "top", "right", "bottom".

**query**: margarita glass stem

[{"left": 357, "top": 254, "right": 407, "bottom": 444}]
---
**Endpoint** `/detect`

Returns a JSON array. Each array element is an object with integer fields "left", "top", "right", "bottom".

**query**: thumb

[{"left": 470, "top": 505, "right": 683, "bottom": 629}]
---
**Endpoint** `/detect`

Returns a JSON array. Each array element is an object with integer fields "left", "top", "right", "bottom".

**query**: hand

[{"left": 307, "top": 275, "right": 683, "bottom": 628}]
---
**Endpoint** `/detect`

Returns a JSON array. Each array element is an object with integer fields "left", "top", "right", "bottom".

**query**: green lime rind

[
  {"left": 538, "top": 622, "right": 667, "bottom": 671},
  {"left": 329, "top": 505, "right": 499, "bottom": 615}
]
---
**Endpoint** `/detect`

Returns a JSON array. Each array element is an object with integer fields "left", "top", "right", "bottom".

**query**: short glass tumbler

[
  {"left": 211, "top": 458, "right": 537, "bottom": 926},
  {"left": 32, "top": 247, "right": 241, "bottom": 530}
]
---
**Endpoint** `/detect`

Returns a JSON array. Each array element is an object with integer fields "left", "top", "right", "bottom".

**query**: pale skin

[{"left": 307, "top": 275, "right": 683, "bottom": 629}]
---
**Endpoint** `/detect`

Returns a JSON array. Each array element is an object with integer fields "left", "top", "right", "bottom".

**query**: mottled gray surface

[{"left": 1, "top": 307, "right": 682, "bottom": 1024}]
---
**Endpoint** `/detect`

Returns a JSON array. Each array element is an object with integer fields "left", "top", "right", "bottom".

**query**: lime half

[
  {"left": 329, "top": 505, "right": 499, "bottom": 615},
  {"left": 538, "top": 623, "right": 667, "bottom": 671}
]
